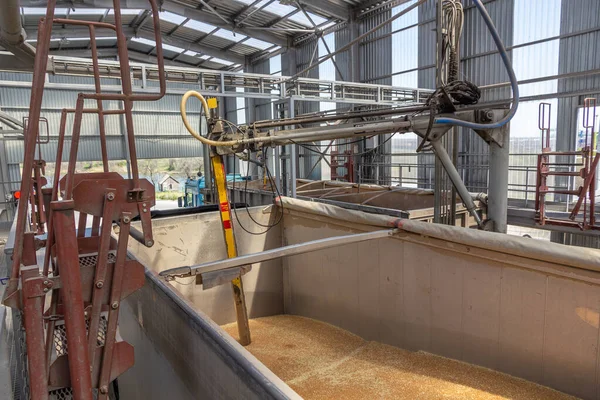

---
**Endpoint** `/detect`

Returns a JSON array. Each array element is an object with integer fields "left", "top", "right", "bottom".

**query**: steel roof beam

[
  {"left": 161, "top": 1, "right": 288, "bottom": 47},
  {"left": 24, "top": 26, "right": 246, "bottom": 64},
  {"left": 296, "top": 0, "right": 350, "bottom": 21},
  {"left": 20, "top": 0, "right": 289, "bottom": 47},
  {"left": 49, "top": 47, "right": 193, "bottom": 67},
  {"left": 234, "top": 0, "right": 275, "bottom": 26}
]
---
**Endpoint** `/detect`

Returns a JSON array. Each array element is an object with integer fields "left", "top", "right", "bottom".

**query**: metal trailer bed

[
  {"left": 227, "top": 179, "right": 487, "bottom": 228},
  {"left": 5, "top": 198, "right": 600, "bottom": 399}
]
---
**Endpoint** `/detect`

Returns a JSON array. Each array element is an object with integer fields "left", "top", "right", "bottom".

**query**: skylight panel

[
  {"left": 214, "top": 29, "right": 246, "bottom": 43},
  {"left": 267, "top": 3, "right": 298, "bottom": 17},
  {"left": 244, "top": 37, "right": 272, "bottom": 50},
  {"left": 108, "top": 9, "right": 144, "bottom": 15},
  {"left": 71, "top": 8, "right": 107, "bottom": 15},
  {"left": 210, "top": 57, "right": 234, "bottom": 66},
  {"left": 131, "top": 37, "right": 156, "bottom": 47},
  {"left": 235, "top": 0, "right": 271, "bottom": 6},
  {"left": 159, "top": 11, "right": 187, "bottom": 25},
  {"left": 162, "top": 43, "right": 184, "bottom": 53},
  {"left": 24, "top": 7, "right": 68, "bottom": 15},
  {"left": 320, "top": 21, "right": 336, "bottom": 29},
  {"left": 185, "top": 19, "right": 217, "bottom": 34},
  {"left": 289, "top": 11, "right": 327, "bottom": 27},
  {"left": 27, "top": 36, "right": 117, "bottom": 43}
]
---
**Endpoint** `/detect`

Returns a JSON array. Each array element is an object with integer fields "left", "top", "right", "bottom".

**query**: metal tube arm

[{"left": 159, "top": 229, "right": 398, "bottom": 279}]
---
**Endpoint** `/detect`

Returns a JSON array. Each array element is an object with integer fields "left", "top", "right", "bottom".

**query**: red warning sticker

[
  {"left": 222, "top": 220, "right": 232, "bottom": 229},
  {"left": 220, "top": 202, "right": 229, "bottom": 212}
]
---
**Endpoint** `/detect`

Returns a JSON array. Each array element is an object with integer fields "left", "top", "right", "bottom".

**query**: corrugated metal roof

[{"left": 19, "top": 0, "right": 354, "bottom": 70}]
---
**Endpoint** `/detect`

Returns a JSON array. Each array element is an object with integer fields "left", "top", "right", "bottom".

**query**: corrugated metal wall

[
  {"left": 461, "top": 0, "right": 514, "bottom": 192},
  {"left": 360, "top": 9, "right": 392, "bottom": 85},
  {"left": 293, "top": 39, "right": 322, "bottom": 180},
  {"left": 551, "top": 0, "right": 600, "bottom": 248},
  {"left": 0, "top": 71, "right": 204, "bottom": 165},
  {"left": 360, "top": 8, "right": 394, "bottom": 183},
  {"left": 556, "top": 0, "right": 600, "bottom": 153}
]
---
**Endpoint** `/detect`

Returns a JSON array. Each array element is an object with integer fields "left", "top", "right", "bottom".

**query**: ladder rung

[
  {"left": 542, "top": 151, "right": 584, "bottom": 156},
  {"left": 542, "top": 171, "right": 582, "bottom": 177},
  {"left": 543, "top": 163, "right": 584, "bottom": 167},
  {"left": 539, "top": 189, "right": 580, "bottom": 195}
]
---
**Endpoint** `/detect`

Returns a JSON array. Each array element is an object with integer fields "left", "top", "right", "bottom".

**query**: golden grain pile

[{"left": 221, "top": 315, "right": 576, "bottom": 400}]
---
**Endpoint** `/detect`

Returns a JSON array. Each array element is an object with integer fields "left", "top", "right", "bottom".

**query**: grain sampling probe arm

[
  {"left": 179, "top": 0, "right": 518, "bottom": 232},
  {"left": 180, "top": 94, "right": 510, "bottom": 230},
  {"left": 2, "top": 1, "right": 166, "bottom": 399}
]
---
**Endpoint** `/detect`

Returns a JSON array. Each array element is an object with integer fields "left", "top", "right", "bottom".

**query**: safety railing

[{"left": 357, "top": 152, "right": 590, "bottom": 210}]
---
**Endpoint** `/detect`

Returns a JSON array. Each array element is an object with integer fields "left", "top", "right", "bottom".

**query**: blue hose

[{"left": 435, "top": 0, "right": 519, "bottom": 130}]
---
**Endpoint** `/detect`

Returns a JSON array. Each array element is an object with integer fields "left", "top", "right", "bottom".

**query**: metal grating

[
  {"left": 78, "top": 252, "right": 117, "bottom": 269},
  {"left": 53, "top": 315, "right": 108, "bottom": 358},
  {"left": 9, "top": 311, "right": 30, "bottom": 400},
  {"left": 49, "top": 387, "right": 100, "bottom": 400}
]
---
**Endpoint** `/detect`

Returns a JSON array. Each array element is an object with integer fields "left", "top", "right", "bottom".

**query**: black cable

[
  {"left": 416, "top": 80, "right": 481, "bottom": 152},
  {"left": 242, "top": 151, "right": 277, "bottom": 228},
  {"left": 231, "top": 148, "right": 283, "bottom": 235},
  {"left": 294, "top": 135, "right": 375, "bottom": 148},
  {"left": 239, "top": 151, "right": 283, "bottom": 232},
  {"left": 291, "top": 132, "right": 398, "bottom": 158}
]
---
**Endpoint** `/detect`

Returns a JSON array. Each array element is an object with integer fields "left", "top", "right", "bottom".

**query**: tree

[
  {"left": 140, "top": 159, "right": 160, "bottom": 186},
  {"left": 177, "top": 157, "right": 203, "bottom": 178}
]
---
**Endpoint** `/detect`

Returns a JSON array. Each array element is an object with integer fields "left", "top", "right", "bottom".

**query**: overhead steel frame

[
  {"left": 39, "top": 55, "right": 433, "bottom": 105},
  {"left": 0, "top": 53, "right": 433, "bottom": 206},
  {"left": 1, "top": 1, "right": 167, "bottom": 399},
  {"left": 0, "top": 58, "right": 433, "bottom": 217}
]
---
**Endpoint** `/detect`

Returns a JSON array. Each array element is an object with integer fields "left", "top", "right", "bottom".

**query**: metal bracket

[
  {"left": 473, "top": 109, "right": 509, "bottom": 147},
  {"left": 127, "top": 188, "right": 146, "bottom": 202}
]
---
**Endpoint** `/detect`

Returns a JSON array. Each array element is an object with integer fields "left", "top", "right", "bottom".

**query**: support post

[
  {"left": 52, "top": 200, "right": 93, "bottom": 400},
  {"left": 289, "top": 98, "right": 297, "bottom": 197},
  {"left": 431, "top": 140, "right": 483, "bottom": 229},
  {"left": 211, "top": 153, "right": 251, "bottom": 345},
  {"left": 21, "top": 233, "right": 49, "bottom": 400},
  {"left": 488, "top": 126, "right": 510, "bottom": 233}
]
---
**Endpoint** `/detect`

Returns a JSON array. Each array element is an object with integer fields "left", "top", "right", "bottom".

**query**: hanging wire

[
  {"left": 231, "top": 146, "right": 284, "bottom": 235},
  {"left": 291, "top": 132, "right": 399, "bottom": 158}
]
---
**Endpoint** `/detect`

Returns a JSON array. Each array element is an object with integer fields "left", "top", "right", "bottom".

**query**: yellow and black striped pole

[
  {"left": 181, "top": 93, "right": 251, "bottom": 345},
  {"left": 211, "top": 153, "right": 251, "bottom": 345}
]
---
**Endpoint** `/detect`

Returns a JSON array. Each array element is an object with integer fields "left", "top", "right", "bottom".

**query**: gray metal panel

[
  {"left": 252, "top": 58, "right": 274, "bottom": 122},
  {"left": 417, "top": 0, "right": 435, "bottom": 90},
  {"left": 416, "top": 0, "right": 515, "bottom": 192},
  {"left": 556, "top": 0, "right": 600, "bottom": 153},
  {"left": 118, "top": 270, "right": 296, "bottom": 400},
  {"left": 4, "top": 136, "right": 203, "bottom": 164},
  {"left": 334, "top": 26, "right": 351, "bottom": 82},
  {"left": 294, "top": 41, "right": 321, "bottom": 179},
  {"left": 461, "top": 0, "right": 514, "bottom": 192},
  {"left": 551, "top": 231, "right": 600, "bottom": 249},
  {"left": 360, "top": 8, "right": 392, "bottom": 85},
  {"left": 0, "top": 71, "right": 206, "bottom": 161}
]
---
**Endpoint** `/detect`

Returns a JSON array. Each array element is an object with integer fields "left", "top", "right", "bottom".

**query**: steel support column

[
  {"left": 289, "top": 98, "right": 297, "bottom": 197},
  {"left": 488, "top": 126, "right": 510, "bottom": 233}
]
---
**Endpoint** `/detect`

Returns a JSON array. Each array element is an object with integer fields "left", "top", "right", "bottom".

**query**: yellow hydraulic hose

[{"left": 180, "top": 90, "right": 242, "bottom": 147}]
